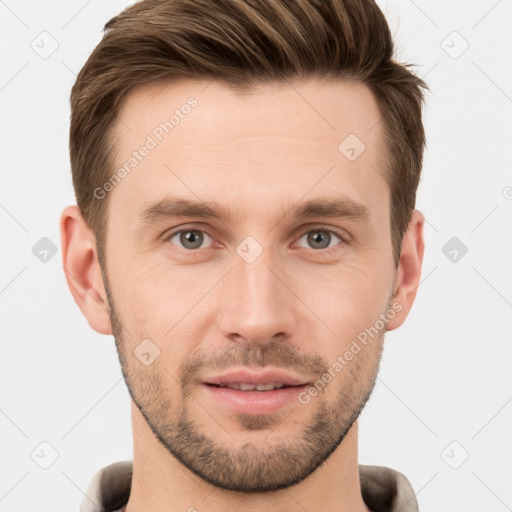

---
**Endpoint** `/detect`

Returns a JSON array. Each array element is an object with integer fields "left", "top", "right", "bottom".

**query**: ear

[
  {"left": 386, "top": 209, "right": 425, "bottom": 331},
  {"left": 59, "top": 205, "right": 112, "bottom": 335}
]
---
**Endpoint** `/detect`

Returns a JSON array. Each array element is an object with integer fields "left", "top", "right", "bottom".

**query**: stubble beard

[{"left": 104, "top": 275, "right": 385, "bottom": 493}]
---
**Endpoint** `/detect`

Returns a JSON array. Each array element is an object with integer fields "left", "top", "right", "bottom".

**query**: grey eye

[
  {"left": 169, "top": 230, "right": 212, "bottom": 250},
  {"left": 297, "top": 229, "right": 343, "bottom": 250}
]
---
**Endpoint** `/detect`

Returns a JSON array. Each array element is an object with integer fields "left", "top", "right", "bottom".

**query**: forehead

[
  {"left": 107, "top": 78, "right": 388, "bottom": 225},
  {"left": 115, "top": 77, "right": 383, "bottom": 145}
]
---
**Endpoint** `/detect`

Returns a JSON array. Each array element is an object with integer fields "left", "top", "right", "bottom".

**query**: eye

[
  {"left": 295, "top": 228, "right": 346, "bottom": 251},
  {"left": 162, "top": 226, "right": 348, "bottom": 254},
  {"left": 164, "top": 228, "right": 214, "bottom": 251}
]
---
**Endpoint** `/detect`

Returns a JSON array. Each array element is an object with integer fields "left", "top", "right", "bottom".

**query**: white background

[{"left": 1, "top": 1, "right": 511, "bottom": 511}]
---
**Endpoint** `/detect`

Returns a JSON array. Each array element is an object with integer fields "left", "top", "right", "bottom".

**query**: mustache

[{"left": 179, "top": 339, "right": 329, "bottom": 389}]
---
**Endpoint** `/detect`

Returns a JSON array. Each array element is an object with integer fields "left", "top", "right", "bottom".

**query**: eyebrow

[{"left": 137, "top": 195, "right": 371, "bottom": 227}]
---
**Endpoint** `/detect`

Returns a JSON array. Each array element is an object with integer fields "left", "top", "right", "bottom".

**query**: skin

[{"left": 60, "top": 77, "right": 424, "bottom": 512}]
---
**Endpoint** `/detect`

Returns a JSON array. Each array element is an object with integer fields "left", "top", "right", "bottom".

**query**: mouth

[
  {"left": 201, "top": 369, "right": 310, "bottom": 415},
  {"left": 204, "top": 369, "right": 309, "bottom": 389},
  {"left": 206, "top": 382, "right": 302, "bottom": 391}
]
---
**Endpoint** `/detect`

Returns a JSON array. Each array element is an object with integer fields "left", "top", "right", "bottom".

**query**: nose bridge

[{"left": 217, "top": 242, "right": 295, "bottom": 343}]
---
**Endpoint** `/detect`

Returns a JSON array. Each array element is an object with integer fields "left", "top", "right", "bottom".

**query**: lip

[
  {"left": 203, "top": 383, "right": 308, "bottom": 415},
  {"left": 203, "top": 368, "right": 309, "bottom": 387},
  {"left": 202, "top": 368, "right": 310, "bottom": 415}
]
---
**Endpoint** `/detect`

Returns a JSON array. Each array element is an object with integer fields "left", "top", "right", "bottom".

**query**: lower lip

[{"left": 203, "top": 384, "right": 308, "bottom": 415}]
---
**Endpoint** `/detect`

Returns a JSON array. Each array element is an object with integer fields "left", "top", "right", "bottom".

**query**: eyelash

[{"left": 162, "top": 225, "right": 349, "bottom": 254}]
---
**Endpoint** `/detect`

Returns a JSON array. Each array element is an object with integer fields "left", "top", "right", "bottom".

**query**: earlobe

[
  {"left": 386, "top": 209, "right": 425, "bottom": 331},
  {"left": 59, "top": 205, "right": 113, "bottom": 335}
]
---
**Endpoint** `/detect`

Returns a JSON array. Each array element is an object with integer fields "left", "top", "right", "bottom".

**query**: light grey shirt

[{"left": 80, "top": 460, "right": 419, "bottom": 512}]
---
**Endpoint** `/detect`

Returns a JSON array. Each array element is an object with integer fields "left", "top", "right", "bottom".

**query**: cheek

[
  {"left": 295, "top": 267, "right": 390, "bottom": 373},
  {"left": 108, "top": 257, "right": 183, "bottom": 326},
  {"left": 108, "top": 258, "right": 213, "bottom": 371},
  {"left": 303, "top": 263, "right": 391, "bottom": 325}
]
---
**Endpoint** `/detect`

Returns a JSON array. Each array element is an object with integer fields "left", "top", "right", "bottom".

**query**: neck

[{"left": 125, "top": 402, "right": 370, "bottom": 512}]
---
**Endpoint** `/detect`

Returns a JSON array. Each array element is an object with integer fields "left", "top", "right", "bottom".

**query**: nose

[{"left": 216, "top": 246, "right": 297, "bottom": 345}]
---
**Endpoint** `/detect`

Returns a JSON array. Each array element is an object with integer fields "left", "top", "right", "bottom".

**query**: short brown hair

[{"left": 69, "top": 0, "right": 428, "bottom": 268}]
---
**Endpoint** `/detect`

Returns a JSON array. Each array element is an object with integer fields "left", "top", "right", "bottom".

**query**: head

[{"left": 61, "top": 0, "right": 426, "bottom": 493}]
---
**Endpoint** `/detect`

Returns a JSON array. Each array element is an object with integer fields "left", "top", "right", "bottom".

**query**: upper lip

[{"left": 204, "top": 368, "right": 309, "bottom": 387}]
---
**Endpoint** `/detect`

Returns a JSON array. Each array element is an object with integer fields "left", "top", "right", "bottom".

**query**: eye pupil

[
  {"left": 308, "top": 230, "right": 331, "bottom": 249},
  {"left": 181, "top": 230, "right": 203, "bottom": 249}
]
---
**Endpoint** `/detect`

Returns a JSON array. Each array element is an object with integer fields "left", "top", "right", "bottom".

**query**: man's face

[{"left": 102, "top": 78, "right": 397, "bottom": 492}]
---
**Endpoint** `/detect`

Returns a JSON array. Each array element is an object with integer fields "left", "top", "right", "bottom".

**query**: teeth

[
  {"left": 222, "top": 382, "right": 286, "bottom": 391},
  {"left": 255, "top": 383, "right": 285, "bottom": 391}
]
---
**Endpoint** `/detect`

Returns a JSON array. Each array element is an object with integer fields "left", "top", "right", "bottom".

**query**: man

[{"left": 60, "top": 0, "right": 427, "bottom": 511}]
